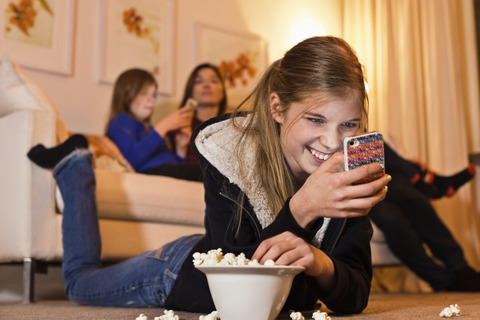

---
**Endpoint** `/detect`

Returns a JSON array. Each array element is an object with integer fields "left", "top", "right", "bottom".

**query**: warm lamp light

[{"left": 287, "top": 18, "right": 326, "bottom": 48}]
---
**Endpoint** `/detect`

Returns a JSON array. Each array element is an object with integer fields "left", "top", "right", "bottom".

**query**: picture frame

[
  {"left": 0, "top": 0, "right": 75, "bottom": 76},
  {"left": 195, "top": 23, "right": 268, "bottom": 110},
  {"left": 99, "top": 0, "right": 174, "bottom": 96}
]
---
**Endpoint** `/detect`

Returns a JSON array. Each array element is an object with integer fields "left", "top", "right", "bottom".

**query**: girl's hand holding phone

[{"left": 290, "top": 150, "right": 390, "bottom": 229}]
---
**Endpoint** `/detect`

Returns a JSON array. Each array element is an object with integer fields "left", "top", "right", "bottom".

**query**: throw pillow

[
  {"left": 0, "top": 53, "right": 42, "bottom": 117},
  {"left": 0, "top": 53, "right": 69, "bottom": 143},
  {"left": 86, "top": 134, "right": 135, "bottom": 172}
]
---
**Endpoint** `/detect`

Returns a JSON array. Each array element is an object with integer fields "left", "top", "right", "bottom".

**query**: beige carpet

[
  {"left": 1, "top": 264, "right": 480, "bottom": 319},
  {"left": 1, "top": 292, "right": 480, "bottom": 320}
]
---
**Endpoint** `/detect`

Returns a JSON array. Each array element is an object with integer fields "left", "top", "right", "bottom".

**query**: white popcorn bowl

[{"left": 196, "top": 265, "right": 305, "bottom": 320}]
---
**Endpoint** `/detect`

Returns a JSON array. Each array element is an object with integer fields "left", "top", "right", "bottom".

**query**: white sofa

[
  {"left": 0, "top": 55, "right": 206, "bottom": 302},
  {"left": 0, "top": 55, "right": 400, "bottom": 302}
]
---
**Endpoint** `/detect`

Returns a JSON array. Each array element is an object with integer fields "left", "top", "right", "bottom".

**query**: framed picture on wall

[
  {"left": 99, "top": 0, "right": 174, "bottom": 96},
  {"left": 0, "top": 0, "right": 75, "bottom": 76},
  {"left": 195, "top": 23, "right": 268, "bottom": 110}
]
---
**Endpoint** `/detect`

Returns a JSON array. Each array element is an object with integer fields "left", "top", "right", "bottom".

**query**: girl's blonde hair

[
  {"left": 232, "top": 36, "right": 368, "bottom": 216},
  {"left": 105, "top": 68, "right": 157, "bottom": 134}
]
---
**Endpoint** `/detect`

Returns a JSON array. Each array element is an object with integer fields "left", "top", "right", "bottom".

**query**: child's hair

[
  {"left": 178, "top": 63, "right": 228, "bottom": 115},
  {"left": 105, "top": 68, "right": 158, "bottom": 133},
  {"left": 232, "top": 36, "right": 368, "bottom": 216}
]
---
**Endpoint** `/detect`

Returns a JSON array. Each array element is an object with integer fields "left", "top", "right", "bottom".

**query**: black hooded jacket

[{"left": 164, "top": 114, "right": 373, "bottom": 314}]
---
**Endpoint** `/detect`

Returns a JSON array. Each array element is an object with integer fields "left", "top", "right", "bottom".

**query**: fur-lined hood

[{"left": 194, "top": 115, "right": 330, "bottom": 247}]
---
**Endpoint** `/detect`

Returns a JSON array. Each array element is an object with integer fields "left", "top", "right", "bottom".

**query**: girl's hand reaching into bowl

[{"left": 253, "top": 231, "right": 336, "bottom": 290}]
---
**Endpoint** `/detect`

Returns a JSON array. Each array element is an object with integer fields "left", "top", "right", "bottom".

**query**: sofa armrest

[{"left": 0, "top": 109, "right": 59, "bottom": 262}]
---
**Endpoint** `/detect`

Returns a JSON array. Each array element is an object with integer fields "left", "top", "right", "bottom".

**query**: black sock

[
  {"left": 27, "top": 134, "right": 88, "bottom": 168},
  {"left": 446, "top": 266, "right": 480, "bottom": 292},
  {"left": 412, "top": 178, "right": 439, "bottom": 199},
  {"left": 409, "top": 161, "right": 439, "bottom": 199},
  {"left": 425, "top": 164, "right": 476, "bottom": 199}
]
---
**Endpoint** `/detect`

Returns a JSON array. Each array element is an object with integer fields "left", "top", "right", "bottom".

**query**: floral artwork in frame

[
  {"left": 99, "top": 0, "right": 174, "bottom": 96},
  {"left": 196, "top": 23, "right": 268, "bottom": 110},
  {"left": 0, "top": 0, "right": 74, "bottom": 75}
]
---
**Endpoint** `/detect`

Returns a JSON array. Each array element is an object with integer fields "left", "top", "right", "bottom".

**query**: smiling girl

[
  {"left": 179, "top": 36, "right": 389, "bottom": 313},
  {"left": 27, "top": 36, "right": 389, "bottom": 314}
]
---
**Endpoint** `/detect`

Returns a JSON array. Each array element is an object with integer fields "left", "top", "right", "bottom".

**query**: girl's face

[
  {"left": 130, "top": 83, "right": 157, "bottom": 121},
  {"left": 271, "top": 93, "right": 361, "bottom": 181},
  {"left": 191, "top": 68, "right": 224, "bottom": 107}
]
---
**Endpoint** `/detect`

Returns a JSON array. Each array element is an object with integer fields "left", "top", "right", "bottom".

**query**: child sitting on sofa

[
  {"left": 26, "top": 36, "right": 390, "bottom": 314},
  {"left": 105, "top": 68, "right": 202, "bottom": 181}
]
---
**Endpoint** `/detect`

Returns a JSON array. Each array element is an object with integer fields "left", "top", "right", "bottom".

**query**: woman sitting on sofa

[
  {"left": 105, "top": 68, "right": 201, "bottom": 181},
  {"left": 166, "top": 63, "right": 227, "bottom": 163}
]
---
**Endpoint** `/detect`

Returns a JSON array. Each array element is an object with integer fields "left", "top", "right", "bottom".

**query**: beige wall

[{"left": 16, "top": 0, "right": 342, "bottom": 135}]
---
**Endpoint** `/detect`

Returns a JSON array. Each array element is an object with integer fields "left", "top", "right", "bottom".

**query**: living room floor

[
  {"left": 0, "top": 263, "right": 66, "bottom": 303},
  {"left": 0, "top": 263, "right": 432, "bottom": 303},
  {"left": 2, "top": 264, "right": 480, "bottom": 320}
]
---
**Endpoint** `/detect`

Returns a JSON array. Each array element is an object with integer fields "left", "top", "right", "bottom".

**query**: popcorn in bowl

[
  {"left": 194, "top": 249, "right": 304, "bottom": 320},
  {"left": 193, "top": 248, "right": 275, "bottom": 266}
]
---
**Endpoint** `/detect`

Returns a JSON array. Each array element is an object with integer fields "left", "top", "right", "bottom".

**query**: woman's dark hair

[{"left": 178, "top": 63, "right": 228, "bottom": 115}]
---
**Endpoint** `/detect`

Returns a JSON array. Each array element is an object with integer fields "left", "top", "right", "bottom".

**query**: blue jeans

[{"left": 53, "top": 150, "right": 202, "bottom": 307}]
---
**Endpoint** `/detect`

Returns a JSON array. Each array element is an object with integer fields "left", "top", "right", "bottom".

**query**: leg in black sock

[
  {"left": 424, "top": 164, "right": 476, "bottom": 199},
  {"left": 27, "top": 134, "right": 88, "bottom": 169},
  {"left": 384, "top": 143, "right": 439, "bottom": 197}
]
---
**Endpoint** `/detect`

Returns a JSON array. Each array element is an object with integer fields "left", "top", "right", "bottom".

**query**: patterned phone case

[{"left": 344, "top": 132, "right": 385, "bottom": 183}]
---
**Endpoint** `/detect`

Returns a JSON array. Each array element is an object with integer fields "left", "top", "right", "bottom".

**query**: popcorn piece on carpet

[
  {"left": 312, "top": 310, "right": 331, "bottom": 320},
  {"left": 155, "top": 310, "right": 179, "bottom": 320},
  {"left": 290, "top": 311, "right": 305, "bottom": 320},
  {"left": 439, "top": 304, "right": 461, "bottom": 318},
  {"left": 199, "top": 310, "right": 220, "bottom": 320}
]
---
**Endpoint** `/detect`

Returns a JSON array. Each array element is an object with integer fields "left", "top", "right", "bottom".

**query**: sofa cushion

[
  {"left": 95, "top": 170, "right": 206, "bottom": 226},
  {"left": 0, "top": 54, "right": 69, "bottom": 143},
  {"left": 56, "top": 169, "right": 206, "bottom": 226}
]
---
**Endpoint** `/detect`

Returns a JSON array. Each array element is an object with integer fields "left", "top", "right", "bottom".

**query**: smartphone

[
  {"left": 344, "top": 132, "right": 385, "bottom": 184},
  {"left": 186, "top": 98, "right": 198, "bottom": 113}
]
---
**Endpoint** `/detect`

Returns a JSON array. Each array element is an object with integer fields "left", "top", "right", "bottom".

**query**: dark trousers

[
  {"left": 369, "top": 172, "right": 468, "bottom": 290},
  {"left": 142, "top": 162, "right": 203, "bottom": 182},
  {"left": 384, "top": 142, "right": 419, "bottom": 178}
]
